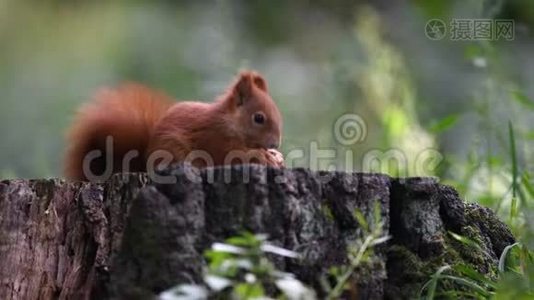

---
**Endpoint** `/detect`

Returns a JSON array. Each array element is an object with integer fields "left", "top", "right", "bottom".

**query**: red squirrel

[{"left": 64, "top": 71, "right": 284, "bottom": 181}]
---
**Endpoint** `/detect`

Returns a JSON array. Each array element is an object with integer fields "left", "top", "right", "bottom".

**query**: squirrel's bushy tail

[{"left": 64, "top": 84, "right": 172, "bottom": 181}]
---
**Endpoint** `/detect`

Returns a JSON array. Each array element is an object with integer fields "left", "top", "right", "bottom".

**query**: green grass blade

[
  {"left": 508, "top": 121, "right": 519, "bottom": 222},
  {"left": 429, "top": 114, "right": 459, "bottom": 133},
  {"left": 419, "top": 265, "right": 451, "bottom": 299},
  {"left": 439, "top": 275, "right": 493, "bottom": 297},
  {"left": 521, "top": 172, "right": 534, "bottom": 198},
  {"left": 455, "top": 264, "right": 497, "bottom": 289},
  {"left": 499, "top": 242, "right": 520, "bottom": 273}
]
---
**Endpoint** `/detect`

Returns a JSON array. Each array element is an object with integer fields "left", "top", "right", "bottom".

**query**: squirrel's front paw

[{"left": 266, "top": 149, "right": 285, "bottom": 167}]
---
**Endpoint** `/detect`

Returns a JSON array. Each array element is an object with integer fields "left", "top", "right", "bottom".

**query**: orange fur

[{"left": 64, "top": 71, "right": 283, "bottom": 181}]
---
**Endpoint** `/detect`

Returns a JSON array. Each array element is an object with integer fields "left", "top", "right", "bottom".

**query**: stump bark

[{"left": 0, "top": 165, "right": 515, "bottom": 299}]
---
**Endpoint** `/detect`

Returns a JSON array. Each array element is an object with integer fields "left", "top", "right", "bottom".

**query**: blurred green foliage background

[
  {"left": 2, "top": 0, "right": 534, "bottom": 297},
  {"left": 1, "top": 0, "right": 534, "bottom": 210},
  {"left": 0, "top": 0, "right": 534, "bottom": 199}
]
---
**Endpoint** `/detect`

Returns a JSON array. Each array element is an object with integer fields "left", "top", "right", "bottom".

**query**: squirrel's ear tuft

[
  {"left": 231, "top": 71, "right": 253, "bottom": 106},
  {"left": 228, "top": 71, "right": 268, "bottom": 107},
  {"left": 251, "top": 72, "right": 268, "bottom": 92}
]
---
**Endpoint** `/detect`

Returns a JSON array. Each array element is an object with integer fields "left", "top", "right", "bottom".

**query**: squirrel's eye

[{"left": 253, "top": 112, "right": 265, "bottom": 125}]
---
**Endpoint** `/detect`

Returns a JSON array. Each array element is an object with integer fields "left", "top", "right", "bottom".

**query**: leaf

[
  {"left": 373, "top": 200, "right": 382, "bottom": 230},
  {"left": 275, "top": 277, "right": 317, "bottom": 300},
  {"left": 511, "top": 90, "right": 534, "bottom": 110},
  {"left": 204, "top": 250, "right": 232, "bottom": 271},
  {"left": 429, "top": 114, "right": 459, "bottom": 133},
  {"left": 233, "top": 258, "right": 253, "bottom": 270},
  {"left": 525, "top": 130, "right": 534, "bottom": 140},
  {"left": 353, "top": 209, "right": 369, "bottom": 232},
  {"left": 449, "top": 231, "right": 483, "bottom": 252},
  {"left": 211, "top": 243, "right": 246, "bottom": 254},
  {"left": 204, "top": 275, "right": 232, "bottom": 292},
  {"left": 260, "top": 243, "right": 300, "bottom": 259},
  {"left": 234, "top": 282, "right": 265, "bottom": 298},
  {"left": 328, "top": 266, "right": 341, "bottom": 277},
  {"left": 225, "top": 236, "right": 254, "bottom": 247},
  {"left": 383, "top": 106, "right": 410, "bottom": 138},
  {"left": 370, "top": 235, "right": 391, "bottom": 247},
  {"left": 225, "top": 232, "right": 266, "bottom": 248},
  {"left": 159, "top": 284, "right": 208, "bottom": 300},
  {"left": 319, "top": 275, "right": 332, "bottom": 293},
  {"left": 321, "top": 203, "right": 335, "bottom": 221}
]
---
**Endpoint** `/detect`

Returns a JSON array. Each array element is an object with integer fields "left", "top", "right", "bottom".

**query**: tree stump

[{"left": 0, "top": 165, "right": 515, "bottom": 299}]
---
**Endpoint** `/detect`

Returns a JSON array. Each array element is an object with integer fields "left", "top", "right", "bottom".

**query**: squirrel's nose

[
  {"left": 267, "top": 139, "right": 280, "bottom": 149},
  {"left": 268, "top": 142, "right": 279, "bottom": 149},
  {"left": 267, "top": 135, "right": 281, "bottom": 149}
]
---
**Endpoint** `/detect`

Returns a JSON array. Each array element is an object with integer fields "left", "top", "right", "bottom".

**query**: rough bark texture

[{"left": 0, "top": 165, "right": 515, "bottom": 299}]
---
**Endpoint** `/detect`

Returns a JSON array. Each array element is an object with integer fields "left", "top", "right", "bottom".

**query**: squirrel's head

[{"left": 221, "top": 71, "right": 282, "bottom": 150}]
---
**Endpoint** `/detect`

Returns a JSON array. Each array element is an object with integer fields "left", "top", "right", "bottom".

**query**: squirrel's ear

[
  {"left": 251, "top": 72, "right": 268, "bottom": 92},
  {"left": 231, "top": 72, "right": 254, "bottom": 106},
  {"left": 229, "top": 71, "right": 268, "bottom": 107}
]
